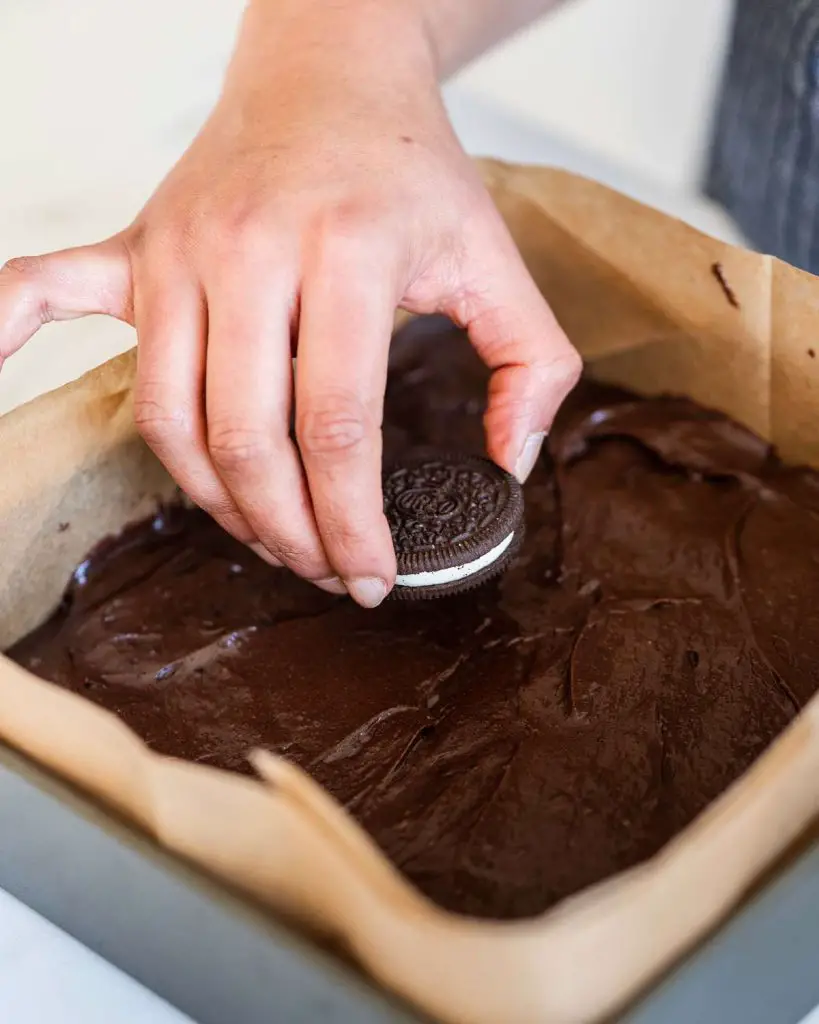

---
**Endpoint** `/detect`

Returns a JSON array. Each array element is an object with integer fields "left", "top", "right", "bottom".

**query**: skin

[{"left": 0, "top": 0, "right": 577, "bottom": 608}]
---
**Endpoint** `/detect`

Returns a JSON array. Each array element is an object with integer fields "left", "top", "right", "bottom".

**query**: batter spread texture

[{"left": 11, "top": 321, "right": 818, "bottom": 920}]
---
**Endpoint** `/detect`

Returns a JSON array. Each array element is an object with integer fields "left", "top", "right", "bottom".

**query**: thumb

[
  {"left": 449, "top": 237, "right": 581, "bottom": 484},
  {"left": 0, "top": 236, "right": 133, "bottom": 368}
]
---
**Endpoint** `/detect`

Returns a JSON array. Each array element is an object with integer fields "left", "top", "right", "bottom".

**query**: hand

[{"left": 0, "top": 0, "right": 580, "bottom": 607}]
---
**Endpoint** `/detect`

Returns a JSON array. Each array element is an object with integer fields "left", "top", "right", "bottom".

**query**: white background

[{"left": 458, "top": 0, "right": 736, "bottom": 192}]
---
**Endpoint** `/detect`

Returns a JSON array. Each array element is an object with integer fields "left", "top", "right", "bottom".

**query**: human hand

[{"left": 0, "top": 0, "right": 580, "bottom": 607}]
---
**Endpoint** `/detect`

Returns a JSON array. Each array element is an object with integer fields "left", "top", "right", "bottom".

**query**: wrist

[{"left": 228, "top": 0, "right": 440, "bottom": 91}]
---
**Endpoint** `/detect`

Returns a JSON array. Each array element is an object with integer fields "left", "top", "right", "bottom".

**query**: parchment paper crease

[{"left": 2, "top": 160, "right": 819, "bottom": 1024}]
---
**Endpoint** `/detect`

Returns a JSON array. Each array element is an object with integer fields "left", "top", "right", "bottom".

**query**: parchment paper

[{"left": 2, "top": 160, "right": 819, "bottom": 1024}]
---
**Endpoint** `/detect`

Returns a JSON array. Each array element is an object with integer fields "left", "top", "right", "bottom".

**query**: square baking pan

[
  {"left": 2, "top": 738, "right": 818, "bottom": 1024},
  {"left": 0, "top": 741, "right": 425, "bottom": 1024}
]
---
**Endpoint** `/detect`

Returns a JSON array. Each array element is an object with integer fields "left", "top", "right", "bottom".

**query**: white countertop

[
  {"left": 0, "top": 4, "right": 752, "bottom": 1022},
  {"left": 0, "top": 890, "right": 192, "bottom": 1024}
]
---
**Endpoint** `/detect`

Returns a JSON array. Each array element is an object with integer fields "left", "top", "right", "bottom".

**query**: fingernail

[
  {"left": 514, "top": 432, "right": 546, "bottom": 484},
  {"left": 249, "top": 542, "right": 284, "bottom": 568},
  {"left": 315, "top": 576, "right": 347, "bottom": 596},
  {"left": 346, "top": 577, "right": 387, "bottom": 609}
]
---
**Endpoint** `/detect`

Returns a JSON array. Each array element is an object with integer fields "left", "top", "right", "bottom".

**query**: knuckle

[
  {"left": 221, "top": 202, "right": 266, "bottom": 243},
  {"left": 133, "top": 390, "right": 192, "bottom": 449},
  {"left": 267, "top": 536, "right": 302, "bottom": 563},
  {"left": 138, "top": 222, "right": 195, "bottom": 265},
  {"left": 203, "top": 212, "right": 281, "bottom": 272},
  {"left": 313, "top": 202, "right": 388, "bottom": 263},
  {"left": 135, "top": 200, "right": 285, "bottom": 273},
  {"left": 128, "top": 225, "right": 179, "bottom": 270},
  {"left": 208, "top": 196, "right": 274, "bottom": 251},
  {"left": 124, "top": 220, "right": 151, "bottom": 259},
  {"left": 274, "top": 542, "right": 320, "bottom": 576},
  {"left": 1, "top": 255, "right": 41, "bottom": 280},
  {"left": 320, "top": 510, "right": 373, "bottom": 557},
  {"left": 208, "top": 420, "right": 273, "bottom": 472},
  {"left": 189, "top": 490, "right": 246, "bottom": 534},
  {"left": 541, "top": 346, "right": 583, "bottom": 394},
  {"left": 252, "top": 528, "right": 327, "bottom": 579},
  {"left": 297, "top": 393, "right": 373, "bottom": 460},
  {"left": 319, "top": 200, "right": 371, "bottom": 240},
  {"left": 0, "top": 255, "right": 51, "bottom": 333},
  {"left": 207, "top": 501, "right": 249, "bottom": 536},
  {"left": 565, "top": 347, "right": 583, "bottom": 386}
]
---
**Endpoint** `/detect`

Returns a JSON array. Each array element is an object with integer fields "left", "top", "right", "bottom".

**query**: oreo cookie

[{"left": 383, "top": 453, "right": 524, "bottom": 600}]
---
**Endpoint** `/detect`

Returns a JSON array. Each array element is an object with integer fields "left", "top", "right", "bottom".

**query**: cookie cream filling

[{"left": 395, "top": 530, "right": 515, "bottom": 588}]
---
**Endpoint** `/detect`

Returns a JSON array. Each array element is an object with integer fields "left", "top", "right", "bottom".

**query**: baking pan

[
  {"left": 0, "top": 741, "right": 424, "bottom": 1024},
  {"left": 1, "top": 738, "right": 818, "bottom": 1024},
  {"left": 621, "top": 838, "right": 819, "bottom": 1024}
]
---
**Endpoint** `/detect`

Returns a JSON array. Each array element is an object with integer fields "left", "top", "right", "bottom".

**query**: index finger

[{"left": 447, "top": 213, "right": 581, "bottom": 483}]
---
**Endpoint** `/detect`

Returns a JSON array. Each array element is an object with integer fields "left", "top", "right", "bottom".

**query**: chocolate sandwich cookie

[{"left": 383, "top": 453, "right": 524, "bottom": 599}]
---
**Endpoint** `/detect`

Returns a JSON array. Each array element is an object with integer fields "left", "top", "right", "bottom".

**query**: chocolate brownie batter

[{"left": 9, "top": 320, "right": 819, "bottom": 920}]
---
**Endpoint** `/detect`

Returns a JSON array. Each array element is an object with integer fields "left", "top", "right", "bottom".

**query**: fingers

[
  {"left": 204, "top": 261, "right": 342, "bottom": 590},
  {"left": 296, "top": 236, "right": 397, "bottom": 607},
  {"left": 446, "top": 219, "right": 582, "bottom": 483},
  {"left": 0, "top": 238, "right": 133, "bottom": 368},
  {"left": 132, "top": 262, "right": 263, "bottom": 555}
]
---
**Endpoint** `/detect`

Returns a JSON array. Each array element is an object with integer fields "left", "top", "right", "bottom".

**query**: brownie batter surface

[{"left": 10, "top": 321, "right": 819, "bottom": 920}]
